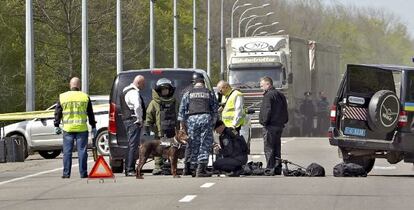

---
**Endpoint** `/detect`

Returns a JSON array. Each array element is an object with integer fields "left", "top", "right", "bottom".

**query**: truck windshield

[{"left": 229, "top": 68, "right": 283, "bottom": 88}]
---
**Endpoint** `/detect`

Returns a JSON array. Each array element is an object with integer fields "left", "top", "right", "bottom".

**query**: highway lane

[{"left": 0, "top": 137, "right": 414, "bottom": 210}]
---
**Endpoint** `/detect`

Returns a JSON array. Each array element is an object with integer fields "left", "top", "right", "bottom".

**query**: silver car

[{"left": 2, "top": 95, "right": 110, "bottom": 159}]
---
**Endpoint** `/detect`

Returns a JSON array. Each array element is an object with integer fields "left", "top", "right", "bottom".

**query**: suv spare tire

[{"left": 367, "top": 90, "right": 400, "bottom": 133}]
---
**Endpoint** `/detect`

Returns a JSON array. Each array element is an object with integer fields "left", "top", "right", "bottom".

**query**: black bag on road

[
  {"left": 306, "top": 163, "right": 325, "bottom": 177},
  {"left": 333, "top": 162, "right": 367, "bottom": 177}
]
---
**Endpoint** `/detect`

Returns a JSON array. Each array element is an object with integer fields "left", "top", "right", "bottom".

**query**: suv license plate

[{"left": 344, "top": 127, "right": 366, "bottom": 137}]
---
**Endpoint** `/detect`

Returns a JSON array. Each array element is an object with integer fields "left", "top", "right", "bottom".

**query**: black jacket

[
  {"left": 218, "top": 127, "right": 248, "bottom": 163},
  {"left": 259, "top": 87, "right": 288, "bottom": 127}
]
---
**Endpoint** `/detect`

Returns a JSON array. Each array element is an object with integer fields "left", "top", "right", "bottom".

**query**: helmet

[
  {"left": 155, "top": 78, "right": 175, "bottom": 97},
  {"left": 192, "top": 72, "right": 205, "bottom": 84}
]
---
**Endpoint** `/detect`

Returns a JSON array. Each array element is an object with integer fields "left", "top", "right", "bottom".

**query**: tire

[
  {"left": 9, "top": 134, "right": 29, "bottom": 159},
  {"left": 367, "top": 90, "right": 400, "bottom": 133},
  {"left": 95, "top": 130, "right": 109, "bottom": 156},
  {"left": 110, "top": 157, "right": 124, "bottom": 173},
  {"left": 39, "top": 150, "right": 61, "bottom": 159},
  {"left": 344, "top": 156, "right": 375, "bottom": 173}
]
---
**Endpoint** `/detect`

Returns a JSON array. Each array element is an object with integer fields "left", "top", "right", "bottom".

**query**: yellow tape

[{"left": 0, "top": 104, "right": 108, "bottom": 121}]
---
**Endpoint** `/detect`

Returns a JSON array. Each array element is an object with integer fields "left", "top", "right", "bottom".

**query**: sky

[{"left": 322, "top": 0, "right": 414, "bottom": 38}]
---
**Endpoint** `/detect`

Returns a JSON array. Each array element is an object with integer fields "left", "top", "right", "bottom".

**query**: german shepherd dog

[{"left": 136, "top": 129, "right": 188, "bottom": 179}]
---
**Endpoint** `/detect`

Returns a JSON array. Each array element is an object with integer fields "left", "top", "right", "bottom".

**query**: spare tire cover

[{"left": 367, "top": 90, "right": 400, "bottom": 132}]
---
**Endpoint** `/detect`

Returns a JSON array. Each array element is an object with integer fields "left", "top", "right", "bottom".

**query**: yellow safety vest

[
  {"left": 221, "top": 90, "right": 246, "bottom": 127},
  {"left": 59, "top": 91, "right": 89, "bottom": 132}
]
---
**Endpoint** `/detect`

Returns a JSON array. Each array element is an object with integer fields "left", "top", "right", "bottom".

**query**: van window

[
  {"left": 407, "top": 72, "right": 414, "bottom": 101},
  {"left": 347, "top": 66, "right": 395, "bottom": 95}
]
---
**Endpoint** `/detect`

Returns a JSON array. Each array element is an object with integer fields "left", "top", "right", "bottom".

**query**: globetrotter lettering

[{"left": 189, "top": 92, "right": 210, "bottom": 99}]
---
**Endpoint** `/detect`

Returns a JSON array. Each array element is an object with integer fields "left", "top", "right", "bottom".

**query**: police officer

[
  {"left": 178, "top": 73, "right": 219, "bottom": 177},
  {"left": 300, "top": 91, "right": 315, "bottom": 137},
  {"left": 259, "top": 76, "right": 288, "bottom": 175},
  {"left": 54, "top": 77, "right": 96, "bottom": 179},
  {"left": 120, "top": 75, "right": 146, "bottom": 176},
  {"left": 213, "top": 120, "right": 248, "bottom": 177},
  {"left": 216, "top": 80, "right": 246, "bottom": 132},
  {"left": 145, "top": 78, "right": 178, "bottom": 175},
  {"left": 316, "top": 91, "right": 330, "bottom": 136}
]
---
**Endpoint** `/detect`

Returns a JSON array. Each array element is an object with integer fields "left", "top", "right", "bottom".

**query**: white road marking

[
  {"left": 179, "top": 195, "right": 197, "bottom": 202},
  {"left": 0, "top": 159, "right": 94, "bottom": 186},
  {"left": 373, "top": 166, "right": 397, "bottom": 170},
  {"left": 200, "top": 182, "right": 215, "bottom": 188},
  {"left": 251, "top": 155, "right": 261, "bottom": 159}
]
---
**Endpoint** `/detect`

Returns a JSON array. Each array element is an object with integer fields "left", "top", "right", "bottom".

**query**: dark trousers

[
  {"left": 213, "top": 155, "right": 247, "bottom": 172},
  {"left": 263, "top": 125, "right": 283, "bottom": 169},
  {"left": 123, "top": 119, "right": 141, "bottom": 173},
  {"left": 62, "top": 131, "right": 88, "bottom": 177}
]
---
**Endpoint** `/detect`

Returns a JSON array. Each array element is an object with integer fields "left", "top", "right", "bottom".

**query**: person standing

[
  {"left": 259, "top": 76, "right": 288, "bottom": 175},
  {"left": 144, "top": 78, "right": 178, "bottom": 175},
  {"left": 120, "top": 75, "right": 146, "bottom": 176},
  {"left": 316, "top": 91, "right": 330, "bottom": 136},
  {"left": 178, "top": 75, "right": 218, "bottom": 177},
  {"left": 54, "top": 77, "right": 96, "bottom": 179},
  {"left": 300, "top": 91, "right": 316, "bottom": 137},
  {"left": 213, "top": 120, "right": 248, "bottom": 177},
  {"left": 216, "top": 80, "right": 246, "bottom": 133}
]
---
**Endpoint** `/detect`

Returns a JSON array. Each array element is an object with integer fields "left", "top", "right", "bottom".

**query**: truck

[{"left": 225, "top": 35, "right": 341, "bottom": 137}]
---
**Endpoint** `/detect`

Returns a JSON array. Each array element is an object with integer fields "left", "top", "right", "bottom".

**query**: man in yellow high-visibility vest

[
  {"left": 216, "top": 80, "right": 246, "bottom": 132},
  {"left": 54, "top": 77, "right": 96, "bottom": 179}
]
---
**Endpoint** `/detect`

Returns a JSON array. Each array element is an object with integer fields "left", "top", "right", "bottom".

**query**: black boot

[
  {"left": 196, "top": 163, "right": 212, "bottom": 177},
  {"left": 183, "top": 162, "right": 192, "bottom": 176}
]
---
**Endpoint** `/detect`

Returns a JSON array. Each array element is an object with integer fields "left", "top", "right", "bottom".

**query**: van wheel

[
  {"left": 344, "top": 156, "right": 375, "bottom": 173},
  {"left": 39, "top": 150, "right": 61, "bottom": 159},
  {"left": 110, "top": 157, "right": 124, "bottom": 173}
]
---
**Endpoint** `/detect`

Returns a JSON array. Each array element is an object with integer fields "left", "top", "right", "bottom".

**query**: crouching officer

[
  {"left": 178, "top": 73, "right": 219, "bottom": 177},
  {"left": 145, "top": 78, "right": 178, "bottom": 175},
  {"left": 213, "top": 120, "right": 248, "bottom": 177}
]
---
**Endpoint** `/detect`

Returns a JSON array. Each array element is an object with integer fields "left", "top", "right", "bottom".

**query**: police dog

[{"left": 136, "top": 129, "right": 188, "bottom": 179}]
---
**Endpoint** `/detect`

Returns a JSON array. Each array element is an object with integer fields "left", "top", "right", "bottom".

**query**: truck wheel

[
  {"left": 110, "top": 157, "right": 124, "bottom": 173},
  {"left": 344, "top": 156, "right": 375, "bottom": 173},
  {"left": 39, "top": 150, "right": 61, "bottom": 159},
  {"left": 368, "top": 90, "right": 400, "bottom": 133}
]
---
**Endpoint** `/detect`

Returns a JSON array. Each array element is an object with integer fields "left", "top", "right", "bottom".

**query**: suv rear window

[{"left": 347, "top": 66, "right": 395, "bottom": 95}]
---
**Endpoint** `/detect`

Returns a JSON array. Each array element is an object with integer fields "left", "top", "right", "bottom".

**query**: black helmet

[
  {"left": 192, "top": 72, "right": 205, "bottom": 84},
  {"left": 155, "top": 78, "right": 175, "bottom": 97}
]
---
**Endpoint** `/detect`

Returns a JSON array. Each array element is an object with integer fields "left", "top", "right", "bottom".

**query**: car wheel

[
  {"left": 344, "top": 156, "right": 375, "bottom": 173},
  {"left": 110, "top": 157, "right": 124, "bottom": 173},
  {"left": 367, "top": 90, "right": 400, "bottom": 132},
  {"left": 39, "top": 150, "right": 61, "bottom": 159},
  {"left": 9, "top": 134, "right": 29, "bottom": 159},
  {"left": 95, "top": 130, "right": 110, "bottom": 156}
]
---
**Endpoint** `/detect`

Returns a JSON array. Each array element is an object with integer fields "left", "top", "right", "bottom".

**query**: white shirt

[{"left": 123, "top": 84, "right": 143, "bottom": 124}]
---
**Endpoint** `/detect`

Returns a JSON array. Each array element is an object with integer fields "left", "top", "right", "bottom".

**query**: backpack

[
  {"left": 333, "top": 162, "right": 367, "bottom": 177},
  {"left": 306, "top": 163, "right": 325, "bottom": 177}
]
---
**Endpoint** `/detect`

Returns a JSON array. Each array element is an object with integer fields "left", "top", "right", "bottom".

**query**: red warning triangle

[{"left": 88, "top": 155, "right": 114, "bottom": 179}]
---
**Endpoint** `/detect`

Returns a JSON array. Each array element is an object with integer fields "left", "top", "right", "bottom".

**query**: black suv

[
  {"left": 329, "top": 64, "right": 414, "bottom": 173},
  {"left": 108, "top": 69, "right": 213, "bottom": 173}
]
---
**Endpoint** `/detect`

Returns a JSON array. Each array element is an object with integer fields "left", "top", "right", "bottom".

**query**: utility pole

[
  {"left": 207, "top": 0, "right": 211, "bottom": 76},
  {"left": 220, "top": 0, "right": 224, "bottom": 80},
  {"left": 193, "top": 0, "right": 197, "bottom": 69},
  {"left": 81, "top": 0, "right": 89, "bottom": 93},
  {"left": 25, "top": 0, "right": 35, "bottom": 111},
  {"left": 116, "top": 0, "right": 122, "bottom": 74},
  {"left": 173, "top": 0, "right": 178, "bottom": 68},
  {"left": 150, "top": 0, "right": 155, "bottom": 69}
]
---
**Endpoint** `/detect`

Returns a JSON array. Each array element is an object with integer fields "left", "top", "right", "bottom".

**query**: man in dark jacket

[
  {"left": 300, "top": 91, "right": 315, "bottom": 137},
  {"left": 259, "top": 76, "right": 288, "bottom": 175},
  {"left": 213, "top": 120, "right": 248, "bottom": 177}
]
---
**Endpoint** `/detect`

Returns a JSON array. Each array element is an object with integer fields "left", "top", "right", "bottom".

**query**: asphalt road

[{"left": 1, "top": 137, "right": 414, "bottom": 210}]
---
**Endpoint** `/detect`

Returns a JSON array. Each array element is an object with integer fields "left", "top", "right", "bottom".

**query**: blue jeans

[
  {"left": 123, "top": 119, "right": 141, "bottom": 173},
  {"left": 62, "top": 131, "right": 88, "bottom": 177}
]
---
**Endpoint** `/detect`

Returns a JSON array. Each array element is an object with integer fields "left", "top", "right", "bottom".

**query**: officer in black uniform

[
  {"left": 300, "top": 91, "right": 315, "bottom": 136},
  {"left": 213, "top": 120, "right": 248, "bottom": 177}
]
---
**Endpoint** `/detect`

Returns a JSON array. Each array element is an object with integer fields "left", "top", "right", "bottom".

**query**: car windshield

[
  {"left": 228, "top": 68, "right": 283, "bottom": 88},
  {"left": 347, "top": 66, "right": 396, "bottom": 95}
]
